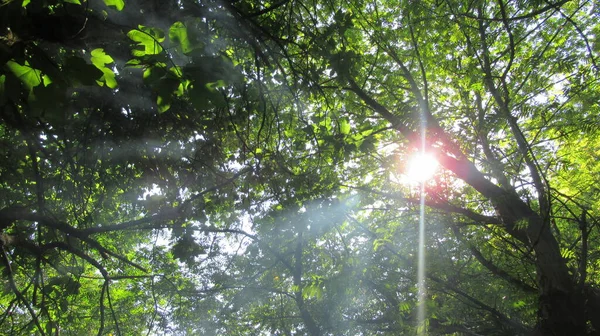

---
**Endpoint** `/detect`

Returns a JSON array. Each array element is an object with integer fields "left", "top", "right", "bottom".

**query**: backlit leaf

[
  {"left": 103, "top": 0, "right": 124, "bottom": 10},
  {"left": 128, "top": 27, "right": 165, "bottom": 56},
  {"left": 90, "top": 49, "right": 117, "bottom": 88},
  {"left": 340, "top": 119, "right": 351, "bottom": 135},
  {"left": 169, "top": 22, "right": 194, "bottom": 54},
  {"left": 6, "top": 61, "right": 42, "bottom": 89}
]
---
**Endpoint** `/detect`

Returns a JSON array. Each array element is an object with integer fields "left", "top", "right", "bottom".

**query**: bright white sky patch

[{"left": 406, "top": 153, "right": 439, "bottom": 183}]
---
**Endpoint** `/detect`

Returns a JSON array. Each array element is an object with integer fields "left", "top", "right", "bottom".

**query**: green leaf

[
  {"left": 90, "top": 48, "right": 114, "bottom": 67},
  {"left": 90, "top": 49, "right": 117, "bottom": 88},
  {"left": 154, "top": 77, "right": 180, "bottom": 113},
  {"left": 399, "top": 302, "right": 411, "bottom": 313},
  {"left": 99, "top": 68, "right": 117, "bottom": 88},
  {"left": 373, "top": 238, "right": 390, "bottom": 252},
  {"left": 128, "top": 27, "right": 165, "bottom": 56},
  {"left": 359, "top": 137, "right": 375, "bottom": 152},
  {"left": 172, "top": 236, "right": 205, "bottom": 265},
  {"left": 340, "top": 119, "right": 351, "bottom": 135},
  {"left": 174, "top": 81, "right": 186, "bottom": 97},
  {"left": 513, "top": 300, "right": 526, "bottom": 309},
  {"left": 143, "top": 66, "right": 167, "bottom": 85},
  {"left": 157, "top": 95, "right": 171, "bottom": 113},
  {"left": 206, "top": 79, "right": 227, "bottom": 91},
  {"left": 169, "top": 22, "right": 194, "bottom": 54},
  {"left": 6, "top": 61, "right": 42, "bottom": 89},
  {"left": 64, "top": 56, "right": 104, "bottom": 86},
  {"left": 561, "top": 248, "right": 575, "bottom": 260},
  {"left": 103, "top": 0, "right": 124, "bottom": 10}
]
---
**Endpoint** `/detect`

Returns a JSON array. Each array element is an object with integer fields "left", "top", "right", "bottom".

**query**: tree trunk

[
  {"left": 439, "top": 150, "right": 589, "bottom": 333},
  {"left": 498, "top": 198, "right": 587, "bottom": 335}
]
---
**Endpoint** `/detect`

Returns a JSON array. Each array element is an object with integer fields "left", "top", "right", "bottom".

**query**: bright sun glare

[{"left": 406, "top": 153, "right": 439, "bottom": 182}]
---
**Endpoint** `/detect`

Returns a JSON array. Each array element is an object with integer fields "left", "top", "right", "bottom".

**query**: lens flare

[{"left": 406, "top": 153, "right": 439, "bottom": 182}]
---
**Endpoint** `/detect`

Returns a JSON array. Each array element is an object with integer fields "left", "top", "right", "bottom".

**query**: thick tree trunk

[
  {"left": 532, "top": 232, "right": 586, "bottom": 334},
  {"left": 535, "top": 286, "right": 586, "bottom": 335},
  {"left": 585, "top": 286, "right": 600, "bottom": 335},
  {"left": 439, "top": 154, "right": 589, "bottom": 333},
  {"left": 498, "top": 198, "right": 587, "bottom": 335}
]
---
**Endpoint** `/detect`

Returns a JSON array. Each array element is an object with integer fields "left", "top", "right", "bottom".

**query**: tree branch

[
  {"left": 453, "top": 0, "right": 569, "bottom": 22},
  {"left": 0, "top": 246, "right": 46, "bottom": 336},
  {"left": 452, "top": 226, "right": 537, "bottom": 293}
]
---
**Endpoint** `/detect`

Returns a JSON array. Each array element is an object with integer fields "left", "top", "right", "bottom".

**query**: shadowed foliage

[{"left": 1, "top": 0, "right": 599, "bottom": 335}]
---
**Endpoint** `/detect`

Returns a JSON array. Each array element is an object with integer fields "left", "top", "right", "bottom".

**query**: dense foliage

[{"left": 1, "top": 0, "right": 599, "bottom": 335}]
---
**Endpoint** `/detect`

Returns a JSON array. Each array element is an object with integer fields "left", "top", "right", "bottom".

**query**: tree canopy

[{"left": 1, "top": 0, "right": 599, "bottom": 335}]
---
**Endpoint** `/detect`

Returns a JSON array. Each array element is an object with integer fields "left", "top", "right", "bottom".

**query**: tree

[{"left": 1, "top": 0, "right": 599, "bottom": 335}]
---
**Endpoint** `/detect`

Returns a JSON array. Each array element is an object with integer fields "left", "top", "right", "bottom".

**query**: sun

[{"left": 406, "top": 153, "right": 439, "bottom": 183}]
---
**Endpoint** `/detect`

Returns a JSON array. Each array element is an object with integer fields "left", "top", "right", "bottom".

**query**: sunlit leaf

[
  {"left": 128, "top": 26, "right": 165, "bottom": 56},
  {"left": 340, "top": 118, "right": 351, "bottom": 135},
  {"left": 90, "top": 48, "right": 114, "bottom": 67},
  {"left": 6, "top": 60, "right": 42, "bottom": 89},
  {"left": 169, "top": 22, "right": 194, "bottom": 54},
  {"left": 90, "top": 49, "right": 117, "bottom": 88},
  {"left": 103, "top": 0, "right": 124, "bottom": 10}
]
